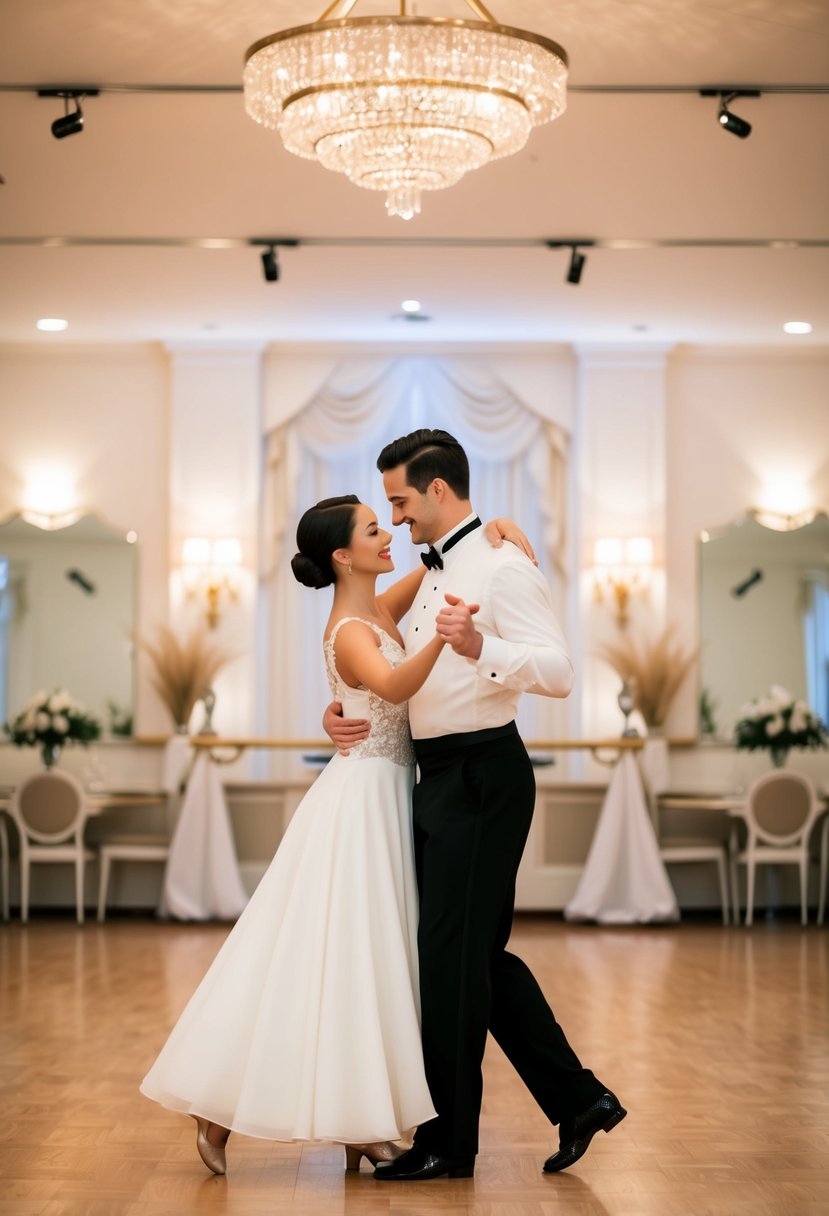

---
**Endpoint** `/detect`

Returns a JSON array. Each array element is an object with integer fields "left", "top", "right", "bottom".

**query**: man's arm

[{"left": 436, "top": 562, "right": 573, "bottom": 698}]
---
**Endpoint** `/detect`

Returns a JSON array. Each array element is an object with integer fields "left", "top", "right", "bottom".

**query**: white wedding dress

[{"left": 140, "top": 618, "right": 436, "bottom": 1143}]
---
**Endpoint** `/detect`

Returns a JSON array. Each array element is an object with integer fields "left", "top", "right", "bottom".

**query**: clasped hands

[
  {"left": 323, "top": 593, "right": 482, "bottom": 755},
  {"left": 435, "top": 592, "right": 482, "bottom": 659}
]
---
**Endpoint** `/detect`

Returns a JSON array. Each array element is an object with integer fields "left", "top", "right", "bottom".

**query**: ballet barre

[{"left": 168, "top": 735, "right": 695, "bottom": 766}]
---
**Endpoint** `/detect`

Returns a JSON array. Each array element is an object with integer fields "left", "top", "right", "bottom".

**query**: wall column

[
  {"left": 166, "top": 344, "right": 263, "bottom": 738},
  {"left": 574, "top": 346, "right": 672, "bottom": 741}
]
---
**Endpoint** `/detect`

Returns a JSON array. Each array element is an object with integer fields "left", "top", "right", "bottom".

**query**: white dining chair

[
  {"left": 638, "top": 743, "right": 731, "bottom": 925},
  {"left": 658, "top": 832, "right": 732, "bottom": 926},
  {"left": 96, "top": 825, "right": 170, "bottom": 922},
  {"left": 730, "top": 769, "right": 823, "bottom": 927},
  {"left": 9, "top": 770, "right": 95, "bottom": 925}
]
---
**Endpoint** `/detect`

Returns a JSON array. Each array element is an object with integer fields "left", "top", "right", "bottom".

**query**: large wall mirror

[
  {"left": 0, "top": 514, "right": 137, "bottom": 731},
  {"left": 698, "top": 511, "right": 829, "bottom": 739}
]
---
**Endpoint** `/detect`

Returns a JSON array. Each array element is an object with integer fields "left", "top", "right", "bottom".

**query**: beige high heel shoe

[
  {"left": 190, "top": 1115, "right": 229, "bottom": 1175},
  {"left": 344, "top": 1141, "right": 404, "bottom": 1171}
]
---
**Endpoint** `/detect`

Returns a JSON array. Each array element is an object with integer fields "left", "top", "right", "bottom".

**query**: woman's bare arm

[{"left": 333, "top": 620, "right": 445, "bottom": 705}]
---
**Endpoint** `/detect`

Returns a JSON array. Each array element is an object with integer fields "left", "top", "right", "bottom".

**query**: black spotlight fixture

[
  {"left": 700, "top": 89, "right": 759, "bottom": 139},
  {"left": 718, "top": 93, "right": 751, "bottom": 138},
  {"left": 53, "top": 99, "right": 84, "bottom": 139},
  {"left": 567, "top": 246, "right": 586, "bottom": 285},
  {"left": 261, "top": 245, "right": 279, "bottom": 282},
  {"left": 38, "top": 88, "right": 99, "bottom": 139}
]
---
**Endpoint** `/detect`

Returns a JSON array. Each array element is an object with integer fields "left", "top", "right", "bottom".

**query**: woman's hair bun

[
  {"left": 291, "top": 552, "right": 332, "bottom": 589},
  {"left": 291, "top": 494, "right": 360, "bottom": 591}
]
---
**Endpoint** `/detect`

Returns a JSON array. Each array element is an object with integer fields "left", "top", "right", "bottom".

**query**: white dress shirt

[{"left": 406, "top": 515, "right": 574, "bottom": 739}]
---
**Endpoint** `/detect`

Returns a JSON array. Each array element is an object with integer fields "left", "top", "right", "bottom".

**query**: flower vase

[
  {"left": 770, "top": 746, "right": 789, "bottom": 769},
  {"left": 41, "top": 741, "right": 61, "bottom": 769}
]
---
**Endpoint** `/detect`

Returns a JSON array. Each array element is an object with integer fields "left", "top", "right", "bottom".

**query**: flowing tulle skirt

[{"left": 140, "top": 754, "right": 436, "bottom": 1142}]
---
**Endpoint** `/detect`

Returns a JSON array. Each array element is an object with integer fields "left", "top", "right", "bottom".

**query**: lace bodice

[{"left": 324, "top": 618, "right": 414, "bottom": 767}]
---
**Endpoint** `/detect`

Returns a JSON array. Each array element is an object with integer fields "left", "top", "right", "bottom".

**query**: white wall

[{"left": 2, "top": 339, "right": 828, "bottom": 756}]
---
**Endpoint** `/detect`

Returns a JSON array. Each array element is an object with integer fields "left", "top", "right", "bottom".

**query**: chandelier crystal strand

[{"left": 244, "top": 6, "right": 568, "bottom": 219}]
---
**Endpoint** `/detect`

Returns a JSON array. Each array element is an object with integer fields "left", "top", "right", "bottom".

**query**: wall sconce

[
  {"left": 21, "top": 469, "right": 82, "bottom": 530},
  {"left": 182, "top": 536, "right": 243, "bottom": 628},
  {"left": 593, "top": 536, "right": 654, "bottom": 627}
]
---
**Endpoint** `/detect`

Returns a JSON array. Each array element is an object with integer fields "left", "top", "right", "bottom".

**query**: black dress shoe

[
  {"left": 374, "top": 1144, "right": 475, "bottom": 1181},
  {"left": 543, "top": 1090, "right": 627, "bottom": 1174}
]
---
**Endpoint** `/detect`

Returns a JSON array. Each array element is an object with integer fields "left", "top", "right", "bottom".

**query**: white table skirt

[
  {"left": 564, "top": 750, "right": 679, "bottom": 924},
  {"left": 161, "top": 750, "right": 248, "bottom": 921}
]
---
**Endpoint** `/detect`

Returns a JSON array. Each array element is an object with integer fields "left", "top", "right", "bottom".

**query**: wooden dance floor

[{"left": 1, "top": 914, "right": 827, "bottom": 1215}]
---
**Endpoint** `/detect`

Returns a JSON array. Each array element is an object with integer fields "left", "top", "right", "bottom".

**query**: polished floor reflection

[{"left": 1, "top": 915, "right": 827, "bottom": 1215}]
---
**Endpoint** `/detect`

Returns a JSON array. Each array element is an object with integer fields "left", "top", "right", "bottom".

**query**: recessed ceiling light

[
  {"left": 783, "top": 321, "right": 812, "bottom": 335},
  {"left": 36, "top": 318, "right": 68, "bottom": 332},
  {"left": 401, "top": 299, "right": 421, "bottom": 313}
]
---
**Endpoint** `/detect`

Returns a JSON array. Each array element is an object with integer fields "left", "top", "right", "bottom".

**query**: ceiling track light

[
  {"left": 260, "top": 244, "right": 279, "bottom": 282},
  {"left": 250, "top": 238, "right": 299, "bottom": 281},
  {"left": 38, "top": 88, "right": 99, "bottom": 139},
  {"left": 547, "top": 240, "right": 593, "bottom": 285},
  {"left": 718, "top": 94, "right": 751, "bottom": 138},
  {"left": 700, "top": 88, "right": 759, "bottom": 139},
  {"left": 567, "top": 246, "right": 586, "bottom": 284}
]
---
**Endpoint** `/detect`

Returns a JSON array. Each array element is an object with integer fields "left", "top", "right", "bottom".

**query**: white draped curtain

[
  {"left": 260, "top": 357, "right": 570, "bottom": 753},
  {"left": 803, "top": 570, "right": 829, "bottom": 721}
]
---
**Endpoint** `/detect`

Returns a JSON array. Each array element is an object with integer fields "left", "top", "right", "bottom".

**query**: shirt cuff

[{"left": 472, "top": 634, "right": 512, "bottom": 685}]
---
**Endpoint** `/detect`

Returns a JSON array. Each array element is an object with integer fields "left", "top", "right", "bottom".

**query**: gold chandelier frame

[{"left": 246, "top": 17, "right": 568, "bottom": 71}]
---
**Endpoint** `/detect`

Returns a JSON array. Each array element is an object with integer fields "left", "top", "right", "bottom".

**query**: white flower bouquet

[
  {"left": 4, "top": 689, "right": 101, "bottom": 766},
  {"left": 734, "top": 684, "right": 827, "bottom": 760}
]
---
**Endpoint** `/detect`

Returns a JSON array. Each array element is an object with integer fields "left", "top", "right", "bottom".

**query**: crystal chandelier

[{"left": 244, "top": 0, "right": 568, "bottom": 220}]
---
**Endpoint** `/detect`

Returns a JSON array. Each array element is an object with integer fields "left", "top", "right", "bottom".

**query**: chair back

[
  {"left": 11, "top": 770, "right": 86, "bottom": 844},
  {"left": 745, "top": 770, "right": 820, "bottom": 846}
]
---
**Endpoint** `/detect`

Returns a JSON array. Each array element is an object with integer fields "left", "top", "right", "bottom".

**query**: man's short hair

[{"left": 377, "top": 428, "right": 470, "bottom": 500}]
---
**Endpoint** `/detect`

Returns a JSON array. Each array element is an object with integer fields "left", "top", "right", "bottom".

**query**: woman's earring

[{"left": 347, "top": 559, "right": 353, "bottom": 576}]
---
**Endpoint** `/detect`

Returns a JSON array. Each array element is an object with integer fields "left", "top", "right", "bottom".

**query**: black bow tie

[
  {"left": 421, "top": 546, "right": 443, "bottom": 571},
  {"left": 420, "top": 518, "right": 482, "bottom": 572}
]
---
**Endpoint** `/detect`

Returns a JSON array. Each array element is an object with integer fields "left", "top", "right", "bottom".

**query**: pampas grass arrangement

[
  {"left": 597, "top": 627, "right": 697, "bottom": 729},
  {"left": 139, "top": 624, "right": 234, "bottom": 731}
]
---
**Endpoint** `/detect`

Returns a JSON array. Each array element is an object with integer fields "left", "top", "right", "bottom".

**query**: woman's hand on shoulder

[{"left": 484, "top": 517, "right": 538, "bottom": 565}]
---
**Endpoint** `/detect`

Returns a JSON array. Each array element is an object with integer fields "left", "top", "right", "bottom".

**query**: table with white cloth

[
  {"left": 159, "top": 736, "right": 248, "bottom": 921},
  {"left": 564, "top": 743, "right": 680, "bottom": 924}
]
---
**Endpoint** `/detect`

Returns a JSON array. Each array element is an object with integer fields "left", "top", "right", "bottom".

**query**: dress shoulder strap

[{"left": 326, "top": 616, "right": 384, "bottom": 649}]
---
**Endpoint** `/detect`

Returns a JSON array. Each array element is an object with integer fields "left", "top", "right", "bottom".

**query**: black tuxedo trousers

[{"left": 411, "top": 722, "right": 604, "bottom": 1160}]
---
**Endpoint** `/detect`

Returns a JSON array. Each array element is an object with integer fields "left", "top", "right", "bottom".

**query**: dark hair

[
  {"left": 376, "top": 428, "right": 470, "bottom": 500},
  {"left": 291, "top": 495, "right": 360, "bottom": 589}
]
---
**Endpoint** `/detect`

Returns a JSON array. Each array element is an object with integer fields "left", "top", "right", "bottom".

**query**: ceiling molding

[
  {"left": 2, "top": 82, "right": 828, "bottom": 95},
  {"left": 2, "top": 235, "right": 827, "bottom": 251}
]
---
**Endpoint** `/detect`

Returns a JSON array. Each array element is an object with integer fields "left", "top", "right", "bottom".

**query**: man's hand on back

[{"left": 323, "top": 700, "right": 370, "bottom": 756}]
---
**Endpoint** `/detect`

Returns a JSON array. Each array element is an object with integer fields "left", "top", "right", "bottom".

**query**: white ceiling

[{"left": 1, "top": 0, "right": 828, "bottom": 347}]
